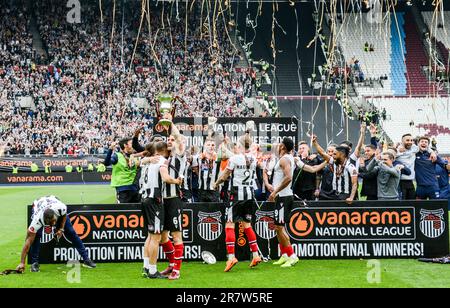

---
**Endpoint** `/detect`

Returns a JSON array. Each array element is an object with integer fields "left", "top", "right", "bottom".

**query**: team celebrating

[{"left": 17, "top": 115, "right": 450, "bottom": 280}]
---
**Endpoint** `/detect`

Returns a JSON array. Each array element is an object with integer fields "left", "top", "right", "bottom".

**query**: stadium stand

[
  {"left": 422, "top": 10, "right": 450, "bottom": 70},
  {"left": 0, "top": 0, "right": 256, "bottom": 155},
  {"left": 404, "top": 11, "right": 438, "bottom": 95},
  {"left": 332, "top": 13, "right": 394, "bottom": 96},
  {"left": 235, "top": 1, "right": 326, "bottom": 96},
  {"left": 390, "top": 13, "right": 407, "bottom": 95},
  {"left": 1, "top": 1, "right": 450, "bottom": 156},
  {"left": 370, "top": 96, "right": 450, "bottom": 153}
]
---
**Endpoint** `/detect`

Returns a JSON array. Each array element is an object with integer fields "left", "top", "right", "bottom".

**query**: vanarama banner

[
  {"left": 0, "top": 155, "right": 107, "bottom": 172},
  {"left": 0, "top": 172, "right": 111, "bottom": 185},
  {"left": 153, "top": 117, "right": 299, "bottom": 149},
  {"left": 28, "top": 200, "right": 449, "bottom": 263}
]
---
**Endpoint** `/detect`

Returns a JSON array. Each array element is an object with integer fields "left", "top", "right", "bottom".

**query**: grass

[{"left": 1, "top": 185, "right": 450, "bottom": 288}]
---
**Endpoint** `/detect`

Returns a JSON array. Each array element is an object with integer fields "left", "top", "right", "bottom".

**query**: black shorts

[
  {"left": 198, "top": 190, "right": 220, "bottom": 202},
  {"left": 163, "top": 197, "right": 183, "bottom": 232},
  {"left": 226, "top": 199, "right": 253, "bottom": 223},
  {"left": 274, "top": 196, "right": 294, "bottom": 226},
  {"left": 117, "top": 190, "right": 140, "bottom": 204},
  {"left": 141, "top": 198, "right": 164, "bottom": 234}
]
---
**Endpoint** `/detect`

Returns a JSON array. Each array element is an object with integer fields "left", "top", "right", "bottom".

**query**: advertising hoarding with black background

[
  {"left": 0, "top": 172, "right": 111, "bottom": 185},
  {"left": 28, "top": 200, "right": 449, "bottom": 264},
  {"left": 1, "top": 117, "right": 297, "bottom": 177},
  {"left": 153, "top": 117, "right": 299, "bottom": 149},
  {"left": 0, "top": 155, "right": 107, "bottom": 172}
]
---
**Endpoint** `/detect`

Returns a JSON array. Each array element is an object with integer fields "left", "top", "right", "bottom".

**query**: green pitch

[{"left": 1, "top": 185, "right": 450, "bottom": 288}]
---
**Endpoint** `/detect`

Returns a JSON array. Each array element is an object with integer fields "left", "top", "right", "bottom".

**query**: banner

[
  {"left": 1, "top": 172, "right": 111, "bottom": 185},
  {"left": 2, "top": 117, "right": 298, "bottom": 172},
  {"left": 0, "top": 155, "right": 107, "bottom": 172},
  {"left": 28, "top": 203, "right": 226, "bottom": 263},
  {"left": 28, "top": 200, "right": 449, "bottom": 263},
  {"left": 252, "top": 201, "right": 449, "bottom": 259},
  {"left": 153, "top": 117, "right": 299, "bottom": 149}
]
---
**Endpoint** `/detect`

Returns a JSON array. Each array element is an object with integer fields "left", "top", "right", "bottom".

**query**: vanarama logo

[
  {"left": 66, "top": 211, "right": 145, "bottom": 242},
  {"left": 289, "top": 212, "right": 314, "bottom": 237},
  {"left": 70, "top": 215, "right": 91, "bottom": 240},
  {"left": 287, "top": 208, "right": 413, "bottom": 240},
  {"left": 237, "top": 222, "right": 246, "bottom": 246}
]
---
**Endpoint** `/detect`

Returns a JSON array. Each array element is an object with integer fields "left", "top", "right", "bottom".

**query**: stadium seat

[{"left": 371, "top": 97, "right": 450, "bottom": 151}]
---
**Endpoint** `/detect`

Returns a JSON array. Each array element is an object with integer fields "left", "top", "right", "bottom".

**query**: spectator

[{"left": 0, "top": 0, "right": 255, "bottom": 155}]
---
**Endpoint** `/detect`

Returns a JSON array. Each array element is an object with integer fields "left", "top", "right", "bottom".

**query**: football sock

[
  {"left": 148, "top": 264, "right": 157, "bottom": 275},
  {"left": 162, "top": 240, "right": 175, "bottom": 267},
  {"left": 225, "top": 227, "right": 236, "bottom": 255},
  {"left": 244, "top": 227, "right": 259, "bottom": 253},
  {"left": 174, "top": 243, "right": 184, "bottom": 271}
]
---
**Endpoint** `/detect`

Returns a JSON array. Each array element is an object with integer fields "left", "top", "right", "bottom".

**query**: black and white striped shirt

[
  {"left": 28, "top": 196, "right": 67, "bottom": 233},
  {"left": 182, "top": 159, "right": 191, "bottom": 191},
  {"left": 192, "top": 154, "right": 221, "bottom": 191},
  {"left": 332, "top": 160, "right": 358, "bottom": 195},
  {"left": 227, "top": 153, "right": 257, "bottom": 201},
  {"left": 163, "top": 153, "right": 186, "bottom": 199},
  {"left": 140, "top": 156, "right": 165, "bottom": 199}
]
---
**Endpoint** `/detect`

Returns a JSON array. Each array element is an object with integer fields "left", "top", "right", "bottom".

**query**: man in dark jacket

[
  {"left": 293, "top": 141, "right": 322, "bottom": 200},
  {"left": 314, "top": 144, "right": 337, "bottom": 201},
  {"left": 359, "top": 144, "right": 378, "bottom": 200},
  {"left": 415, "top": 137, "right": 448, "bottom": 200}
]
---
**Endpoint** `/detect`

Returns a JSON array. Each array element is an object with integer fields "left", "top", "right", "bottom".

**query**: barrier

[
  {"left": 28, "top": 200, "right": 449, "bottom": 264},
  {"left": 0, "top": 155, "right": 107, "bottom": 172},
  {"left": 1, "top": 172, "right": 111, "bottom": 184}
]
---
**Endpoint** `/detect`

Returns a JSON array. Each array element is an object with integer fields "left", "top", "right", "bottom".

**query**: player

[
  {"left": 139, "top": 142, "right": 182, "bottom": 279},
  {"left": 16, "top": 196, "right": 96, "bottom": 273},
  {"left": 192, "top": 138, "right": 221, "bottom": 202},
  {"left": 268, "top": 137, "right": 326, "bottom": 268},
  {"left": 158, "top": 116, "right": 187, "bottom": 280},
  {"left": 213, "top": 133, "right": 262, "bottom": 272}
]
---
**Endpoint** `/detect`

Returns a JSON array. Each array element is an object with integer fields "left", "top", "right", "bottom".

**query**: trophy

[
  {"left": 156, "top": 93, "right": 176, "bottom": 128},
  {"left": 155, "top": 93, "right": 188, "bottom": 129}
]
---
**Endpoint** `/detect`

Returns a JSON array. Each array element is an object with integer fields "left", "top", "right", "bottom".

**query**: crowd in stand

[{"left": 0, "top": 0, "right": 255, "bottom": 156}]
